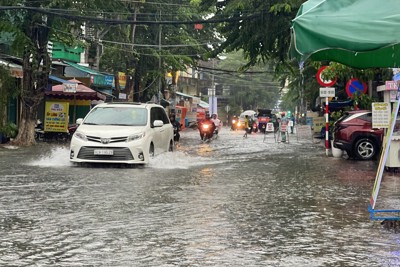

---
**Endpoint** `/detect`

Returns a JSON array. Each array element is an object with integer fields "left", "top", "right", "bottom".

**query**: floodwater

[{"left": 0, "top": 127, "right": 399, "bottom": 266}]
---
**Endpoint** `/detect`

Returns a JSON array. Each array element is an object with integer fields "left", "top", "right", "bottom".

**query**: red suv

[{"left": 332, "top": 110, "right": 383, "bottom": 160}]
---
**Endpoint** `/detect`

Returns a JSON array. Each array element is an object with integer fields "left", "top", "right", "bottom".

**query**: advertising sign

[
  {"left": 370, "top": 84, "right": 400, "bottom": 210},
  {"left": 118, "top": 72, "right": 126, "bottom": 89},
  {"left": 266, "top": 123, "right": 274, "bottom": 132},
  {"left": 118, "top": 93, "right": 127, "bottom": 100},
  {"left": 44, "top": 102, "right": 69, "bottom": 133},
  {"left": 280, "top": 123, "right": 288, "bottom": 132},
  {"left": 63, "top": 83, "right": 77, "bottom": 93},
  {"left": 372, "top": 102, "right": 390, "bottom": 128}
]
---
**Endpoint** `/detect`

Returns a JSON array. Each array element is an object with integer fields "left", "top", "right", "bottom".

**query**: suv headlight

[
  {"left": 127, "top": 132, "right": 145, "bottom": 142},
  {"left": 74, "top": 132, "right": 87, "bottom": 141}
]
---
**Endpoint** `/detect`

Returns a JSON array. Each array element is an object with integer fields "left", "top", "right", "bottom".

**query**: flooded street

[{"left": 0, "top": 127, "right": 399, "bottom": 266}]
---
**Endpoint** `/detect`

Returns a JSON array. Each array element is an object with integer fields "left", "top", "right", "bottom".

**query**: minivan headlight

[
  {"left": 127, "top": 132, "right": 145, "bottom": 142},
  {"left": 74, "top": 132, "right": 87, "bottom": 141}
]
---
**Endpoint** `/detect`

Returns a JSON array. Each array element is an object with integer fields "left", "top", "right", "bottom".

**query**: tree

[
  {"left": 0, "top": 0, "right": 127, "bottom": 146},
  {"left": 199, "top": 0, "right": 305, "bottom": 67},
  {"left": 213, "top": 50, "right": 281, "bottom": 112},
  {"left": 99, "top": 0, "right": 218, "bottom": 103}
]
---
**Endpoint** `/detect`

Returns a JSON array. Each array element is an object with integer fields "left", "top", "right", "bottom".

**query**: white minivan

[{"left": 69, "top": 102, "right": 174, "bottom": 165}]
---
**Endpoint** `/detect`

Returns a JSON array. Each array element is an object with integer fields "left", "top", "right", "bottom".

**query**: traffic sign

[
  {"left": 319, "top": 87, "right": 335, "bottom": 97},
  {"left": 316, "top": 66, "right": 337, "bottom": 87},
  {"left": 345, "top": 78, "right": 367, "bottom": 97}
]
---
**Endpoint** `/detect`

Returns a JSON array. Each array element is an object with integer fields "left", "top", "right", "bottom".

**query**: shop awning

[
  {"left": 64, "top": 61, "right": 114, "bottom": 88},
  {"left": 0, "top": 59, "right": 23, "bottom": 78},
  {"left": 199, "top": 100, "right": 209, "bottom": 108},
  {"left": 49, "top": 75, "right": 75, "bottom": 84},
  {"left": 175, "top": 91, "right": 208, "bottom": 108},
  {"left": 176, "top": 91, "right": 198, "bottom": 99},
  {"left": 46, "top": 78, "right": 106, "bottom": 101}
]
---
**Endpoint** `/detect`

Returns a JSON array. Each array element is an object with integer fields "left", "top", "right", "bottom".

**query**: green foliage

[
  {"left": 351, "top": 93, "right": 377, "bottom": 110},
  {"left": 0, "top": 122, "right": 18, "bottom": 138},
  {"left": 199, "top": 0, "right": 304, "bottom": 67},
  {"left": 317, "top": 62, "right": 393, "bottom": 84},
  {"left": 0, "top": 66, "right": 20, "bottom": 125},
  {"left": 217, "top": 50, "right": 281, "bottom": 111}
]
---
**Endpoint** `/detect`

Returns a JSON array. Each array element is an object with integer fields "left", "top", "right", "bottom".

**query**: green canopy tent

[
  {"left": 289, "top": 0, "right": 400, "bottom": 69},
  {"left": 290, "top": 0, "right": 400, "bottom": 220}
]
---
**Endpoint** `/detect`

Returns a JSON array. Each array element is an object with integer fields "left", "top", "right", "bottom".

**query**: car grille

[
  {"left": 77, "top": 147, "right": 134, "bottom": 161},
  {"left": 86, "top": 135, "right": 128, "bottom": 144}
]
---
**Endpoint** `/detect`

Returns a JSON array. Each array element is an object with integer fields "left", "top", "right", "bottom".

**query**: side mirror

[
  {"left": 153, "top": 120, "right": 164, "bottom": 127},
  {"left": 76, "top": 118, "right": 83, "bottom": 125}
]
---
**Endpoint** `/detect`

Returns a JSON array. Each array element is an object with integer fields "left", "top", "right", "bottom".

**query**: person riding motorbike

[
  {"left": 169, "top": 115, "right": 181, "bottom": 142},
  {"left": 211, "top": 114, "right": 222, "bottom": 136},
  {"left": 198, "top": 114, "right": 216, "bottom": 140},
  {"left": 243, "top": 115, "right": 252, "bottom": 137},
  {"left": 231, "top": 115, "right": 239, "bottom": 130}
]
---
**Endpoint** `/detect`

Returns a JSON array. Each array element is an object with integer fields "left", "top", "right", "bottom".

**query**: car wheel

[
  {"left": 354, "top": 138, "right": 376, "bottom": 160},
  {"left": 149, "top": 143, "right": 155, "bottom": 158}
]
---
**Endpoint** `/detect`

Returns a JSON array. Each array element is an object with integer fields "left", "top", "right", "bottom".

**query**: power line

[
  {"left": 0, "top": 6, "right": 266, "bottom": 25},
  {"left": 197, "top": 66, "right": 278, "bottom": 75},
  {"left": 100, "top": 39, "right": 219, "bottom": 48}
]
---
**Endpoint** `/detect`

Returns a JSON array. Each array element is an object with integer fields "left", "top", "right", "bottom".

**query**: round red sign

[{"left": 316, "top": 66, "right": 337, "bottom": 87}]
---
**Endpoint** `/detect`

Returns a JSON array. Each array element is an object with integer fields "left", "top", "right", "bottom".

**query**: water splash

[{"left": 27, "top": 146, "right": 72, "bottom": 167}]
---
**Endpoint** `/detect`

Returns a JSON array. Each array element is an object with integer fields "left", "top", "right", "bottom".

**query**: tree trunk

[
  {"left": 12, "top": 107, "right": 37, "bottom": 146},
  {"left": 11, "top": 12, "right": 51, "bottom": 146}
]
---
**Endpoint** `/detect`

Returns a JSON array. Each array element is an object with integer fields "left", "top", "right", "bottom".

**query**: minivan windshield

[{"left": 83, "top": 107, "right": 148, "bottom": 126}]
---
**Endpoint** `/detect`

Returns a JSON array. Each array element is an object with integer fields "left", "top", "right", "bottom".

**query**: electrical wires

[{"left": 0, "top": 6, "right": 267, "bottom": 25}]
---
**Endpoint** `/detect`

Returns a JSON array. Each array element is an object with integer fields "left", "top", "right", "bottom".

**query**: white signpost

[{"left": 320, "top": 87, "right": 335, "bottom": 156}]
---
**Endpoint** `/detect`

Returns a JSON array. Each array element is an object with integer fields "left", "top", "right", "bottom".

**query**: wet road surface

[{"left": 0, "top": 127, "right": 399, "bottom": 266}]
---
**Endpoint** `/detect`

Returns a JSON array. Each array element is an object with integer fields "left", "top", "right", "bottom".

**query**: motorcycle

[
  {"left": 252, "top": 121, "right": 258, "bottom": 133},
  {"left": 198, "top": 120, "right": 216, "bottom": 142},
  {"left": 244, "top": 121, "right": 258, "bottom": 134},
  {"left": 231, "top": 117, "right": 240, "bottom": 130},
  {"left": 173, "top": 124, "right": 180, "bottom": 142},
  {"left": 34, "top": 120, "right": 45, "bottom": 141}
]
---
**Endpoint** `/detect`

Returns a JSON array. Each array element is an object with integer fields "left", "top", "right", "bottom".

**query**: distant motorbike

[
  {"left": 34, "top": 120, "right": 45, "bottom": 141},
  {"left": 231, "top": 117, "right": 240, "bottom": 130},
  {"left": 173, "top": 125, "right": 180, "bottom": 142},
  {"left": 252, "top": 121, "right": 258, "bottom": 133},
  {"left": 244, "top": 121, "right": 258, "bottom": 134},
  {"left": 199, "top": 120, "right": 216, "bottom": 142}
]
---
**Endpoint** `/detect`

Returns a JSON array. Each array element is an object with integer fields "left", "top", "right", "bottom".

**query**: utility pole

[
  {"left": 158, "top": 9, "right": 162, "bottom": 105},
  {"left": 211, "top": 59, "right": 215, "bottom": 115}
]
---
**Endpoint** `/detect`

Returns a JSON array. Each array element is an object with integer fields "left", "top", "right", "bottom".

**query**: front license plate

[{"left": 94, "top": 149, "right": 114, "bottom": 155}]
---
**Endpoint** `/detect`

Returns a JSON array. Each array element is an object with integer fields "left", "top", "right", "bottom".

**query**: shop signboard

[
  {"left": 372, "top": 102, "right": 390, "bottom": 129},
  {"left": 266, "top": 123, "right": 274, "bottom": 132},
  {"left": 118, "top": 72, "right": 126, "bottom": 89},
  {"left": 63, "top": 83, "right": 77, "bottom": 93},
  {"left": 44, "top": 101, "right": 69, "bottom": 133}
]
